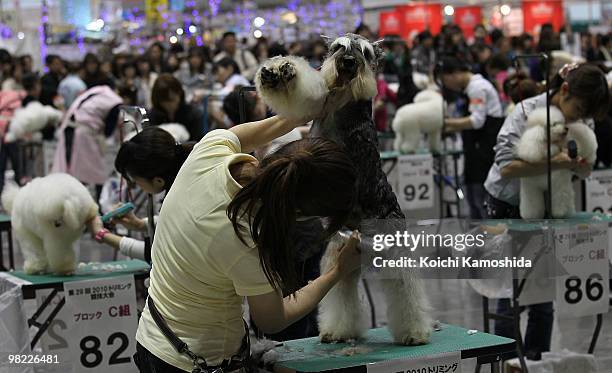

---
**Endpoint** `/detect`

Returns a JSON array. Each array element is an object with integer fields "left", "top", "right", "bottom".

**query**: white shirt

[
  {"left": 214, "top": 49, "right": 258, "bottom": 81},
  {"left": 219, "top": 74, "right": 250, "bottom": 97},
  {"left": 465, "top": 74, "right": 504, "bottom": 130}
]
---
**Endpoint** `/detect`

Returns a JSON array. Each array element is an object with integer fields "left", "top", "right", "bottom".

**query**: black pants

[
  {"left": 134, "top": 342, "right": 187, "bottom": 372},
  {"left": 0, "top": 142, "right": 22, "bottom": 197},
  {"left": 485, "top": 192, "right": 554, "bottom": 360}
]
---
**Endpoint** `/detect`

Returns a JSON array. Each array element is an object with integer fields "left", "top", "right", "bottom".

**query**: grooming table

[
  {"left": 380, "top": 150, "right": 464, "bottom": 218},
  {"left": 273, "top": 324, "right": 515, "bottom": 373},
  {"left": 1, "top": 259, "right": 150, "bottom": 349},
  {"left": 0, "top": 214, "right": 13, "bottom": 271},
  {"left": 478, "top": 212, "right": 612, "bottom": 372}
]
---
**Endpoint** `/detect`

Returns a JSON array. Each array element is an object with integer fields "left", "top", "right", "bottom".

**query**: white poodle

[
  {"left": 4, "top": 101, "right": 63, "bottom": 143},
  {"left": 2, "top": 173, "right": 98, "bottom": 274},
  {"left": 517, "top": 106, "right": 597, "bottom": 219},
  {"left": 392, "top": 90, "right": 444, "bottom": 154},
  {"left": 254, "top": 55, "right": 329, "bottom": 119}
]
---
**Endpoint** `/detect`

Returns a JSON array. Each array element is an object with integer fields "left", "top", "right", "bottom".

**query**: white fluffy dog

[
  {"left": 517, "top": 107, "right": 597, "bottom": 219},
  {"left": 4, "top": 102, "right": 63, "bottom": 143},
  {"left": 255, "top": 55, "right": 329, "bottom": 119},
  {"left": 392, "top": 90, "right": 444, "bottom": 154},
  {"left": 2, "top": 173, "right": 98, "bottom": 274}
]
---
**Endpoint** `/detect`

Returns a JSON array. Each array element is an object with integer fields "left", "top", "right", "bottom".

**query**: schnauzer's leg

[
  {"left": 381, "top": 271, "right": 433, "bottom": 345},
  {"left": 318, "top": 239, "right": 368, "bottom": 342},
  {"left": 519, "top": 181, "right": 545, "bottom": 219},
  {"left": 16, "top": 227, "right": 48, "bottom": 274},
  {"left": 258, "top": 58, "right": 297, "bottom": 89}
]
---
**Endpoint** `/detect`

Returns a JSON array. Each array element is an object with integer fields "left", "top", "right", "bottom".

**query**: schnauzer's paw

[
  {"left": 259, "top": 60, "right": 296, "bottom": 88},
  {"left": 279, "top": 62, "right": 296, "bottom": 82},
  {"left": 395, "top": 324, "right": 432, "bottom": 346},
  {"left": 319, "top": 332, "right": 360, "bottom": 344},
  {"left": 259, "top": 66, "right": 280, "bottom": 88}
]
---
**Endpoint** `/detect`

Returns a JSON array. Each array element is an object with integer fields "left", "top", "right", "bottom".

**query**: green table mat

[
  {"left": 8, "top": 259, "right": 150, "bottom": 285},
  {"left": 274, "top": 324, "right": 514, "bottom": 372}
]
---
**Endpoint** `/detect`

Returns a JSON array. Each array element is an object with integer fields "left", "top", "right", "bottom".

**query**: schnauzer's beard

[{"left": 320, "top": 51, "right": 378, "bottom": 101}]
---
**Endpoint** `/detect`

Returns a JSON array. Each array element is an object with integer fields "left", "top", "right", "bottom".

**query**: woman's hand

[
  {"left": 110, "top": 203, "right": 145, "bottom": 231},
  {"left": 86, "top": 216, "right": 104, "bottom": 239},
  {"left": 332, "top": 231, "right": 362, "bottom": 278}
]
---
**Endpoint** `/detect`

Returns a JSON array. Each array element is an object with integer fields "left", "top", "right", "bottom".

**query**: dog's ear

[
  {"left": 371, "top": 39, "right": 385, "bottom": 65},
  {"left": 320, "top": 34, "right": 332, "bottom": 45}
]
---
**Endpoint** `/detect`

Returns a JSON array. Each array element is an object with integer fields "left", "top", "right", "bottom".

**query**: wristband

[{"left": 95, "top": 228, "right": 110, "bottom": 243}]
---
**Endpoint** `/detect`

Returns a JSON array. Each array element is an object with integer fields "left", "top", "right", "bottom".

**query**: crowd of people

[{"left": 0, "top": 22, "right": 610, "bottom": 202}]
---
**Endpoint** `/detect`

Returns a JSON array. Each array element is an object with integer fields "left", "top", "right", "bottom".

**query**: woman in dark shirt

[{"left": 148, "top": 74, "right": 204, "bottom": 141}]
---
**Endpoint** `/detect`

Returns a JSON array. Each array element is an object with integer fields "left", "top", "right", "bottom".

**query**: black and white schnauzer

[{"left": 255, "top": 34, "right": 432, "bottom": 345}]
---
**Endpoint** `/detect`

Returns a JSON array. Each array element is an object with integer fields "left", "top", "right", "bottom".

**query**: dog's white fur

[
  {"left": 517, "top": 107, "right": 597, "bottom": 218},
  {"left": 392, "top": 90, "right": 444, "bottom": 154},
  {"left": 255, "top": 56, "right": 328, "bottom": 119},
  {"left": 318, "top": 233, "right": 432, "bottom": 345},
  {"left": 320, "top": 50, "right": 378, "bottom": 102},
  {"left": 4, "top": 102, "right": 63, "bottom": 143},
  {"left": 2, "top": 173, "right": 98, "bottom": 274}
]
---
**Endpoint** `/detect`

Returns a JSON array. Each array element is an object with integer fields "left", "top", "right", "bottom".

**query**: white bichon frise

[
  {"left": 517, "top": 106, "right": 597, "bottom": 219},
  {"left": 4, "top": 101, "right": 63, "bottom": 143},
  {"left": 2, "top": 173, "right": 98, "bottom": 274},
  {"left": 392, "top": 90, "right": 444, "bottom": 154}
]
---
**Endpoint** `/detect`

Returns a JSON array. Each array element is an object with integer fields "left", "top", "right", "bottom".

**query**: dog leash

[{"left": 147, "top": 296, "right": 251, "bottom": 373}]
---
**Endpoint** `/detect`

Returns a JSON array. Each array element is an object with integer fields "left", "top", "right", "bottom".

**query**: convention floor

[{"left": 3, "top": 235, "right": 611, "bottom": 372}]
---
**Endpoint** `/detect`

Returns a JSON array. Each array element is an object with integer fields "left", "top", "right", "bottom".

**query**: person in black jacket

[
  {"left": 148, "top": 73, "right": 204, "bottom": 141},
  {"left": 39, "top": 54, "right": 64, "bottom": 106}
]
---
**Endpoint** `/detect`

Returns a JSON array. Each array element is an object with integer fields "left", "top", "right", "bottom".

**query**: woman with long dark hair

[
  {"left": 130, "top": 113, "right": 361, "bottom": 372},
  {"left": 148, "top": 73, "right": 204, "bottom": 141}
]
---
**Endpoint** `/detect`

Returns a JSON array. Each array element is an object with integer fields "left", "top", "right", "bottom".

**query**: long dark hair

[
  {"left": 115, "top": 127, "right": 194, "bottom": 191},
  {"left": 151, "top": 73, "right": 186, "bottom": 112},
  {"left": 550, "top": 63, "right": 610, "bottom": 120},
  {"left": 227, "top": 138, "right": 357, "bottom": 294}
]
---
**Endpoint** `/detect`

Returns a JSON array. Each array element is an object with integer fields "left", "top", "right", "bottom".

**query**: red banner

[
  {"left": 454, "top": 6, "right": 482, "bottom": 39},
  {"left": 522, "top": 0, "right": 564, "bottom": 34},
  {"left": 379, "top": 10, "right": 403, "bottom": 37},
  {"left": 396, "top": 4, "right": 442, "bottom": 42}
]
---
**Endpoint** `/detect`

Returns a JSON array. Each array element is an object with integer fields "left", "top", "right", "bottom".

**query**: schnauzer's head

[{"left": 320, "top": 34, "right": 383, "bottom": 101}]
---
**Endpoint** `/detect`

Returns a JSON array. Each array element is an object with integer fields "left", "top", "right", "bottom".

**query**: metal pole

[
  {"left": 544, "top": 53, "right": 551, "bottom": 219},
  {"left": 512, "top": 53, "right": 551, "bottom": 218}
]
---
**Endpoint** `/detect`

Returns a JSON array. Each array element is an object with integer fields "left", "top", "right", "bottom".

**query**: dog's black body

[
  {"left": 311, "top": 34, "right": 404, "bottom": 231},
  {"left": 311, "top": 98, "right": 404, "bottom": 227}
]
